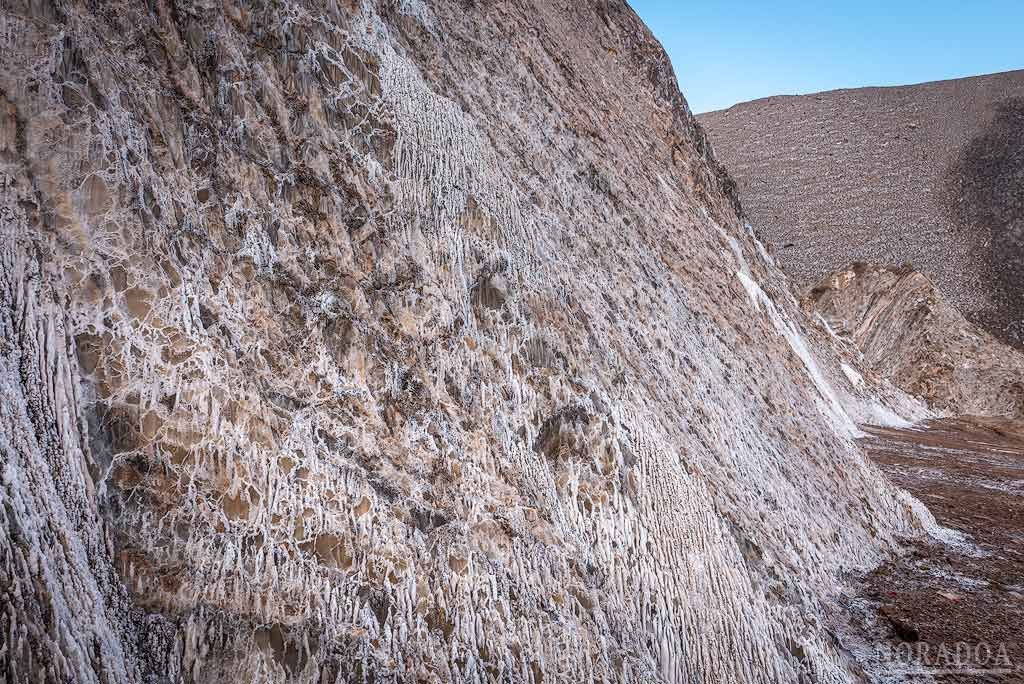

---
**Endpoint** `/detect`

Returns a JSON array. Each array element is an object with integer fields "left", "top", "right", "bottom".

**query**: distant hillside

[{"left": 699, "top": 70, "right": 1024, "bottom": 347}]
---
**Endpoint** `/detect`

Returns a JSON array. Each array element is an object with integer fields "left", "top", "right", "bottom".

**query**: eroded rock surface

[
  {"left": 2, "top": 1, "right": 933, "bottom": 682},
  {"left": 806, "top": 263, "right": 1024, "bottom": 418}
]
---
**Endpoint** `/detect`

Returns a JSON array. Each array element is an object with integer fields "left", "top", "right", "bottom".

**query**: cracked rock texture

[
  {"left": 699, "top": 70, "right": 1024, "bottom": 348},
  {"left": 805, "top": 263, "right": 1024, "bottom": 418},
  {"left": 2, "top": 1, "right": 933, "bottom": 682}
]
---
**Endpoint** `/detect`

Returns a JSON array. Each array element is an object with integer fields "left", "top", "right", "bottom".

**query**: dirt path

[{"left": 842, "top": 417, "right": 1024, "bottom": 682}]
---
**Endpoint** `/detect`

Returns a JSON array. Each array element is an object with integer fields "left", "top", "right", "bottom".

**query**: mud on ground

[{"left": 841, "top": 418, "right": 1024, "bottom": 682}]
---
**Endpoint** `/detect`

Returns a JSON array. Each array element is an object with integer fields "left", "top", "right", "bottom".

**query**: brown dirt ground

[{"left": 841, "top": 417, "right": 1024, "bottom": 682}]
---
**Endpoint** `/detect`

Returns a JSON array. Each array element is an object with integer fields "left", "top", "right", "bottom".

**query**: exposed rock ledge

[{"left": 805, "top": 263, "right": 1024, "bottom": 418}]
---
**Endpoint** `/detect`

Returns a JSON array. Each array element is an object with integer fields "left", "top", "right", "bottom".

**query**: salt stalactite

[
  {"left": 0, "top": 231, "right": 137, "bottom": 683},
  {"left": 366, "top": 23, "right": 546, "bottom": 322},
  {"left": 0, "top": 1, "right": 941, "bottom": 682}
]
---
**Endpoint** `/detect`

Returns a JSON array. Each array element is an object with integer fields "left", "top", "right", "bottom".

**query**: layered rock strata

[{"left": 806, "top": 263, "right": 1024, "bottom": 418}]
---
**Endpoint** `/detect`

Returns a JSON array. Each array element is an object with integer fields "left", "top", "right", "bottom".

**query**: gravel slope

[{"left": 699, "top": 71, "right": 1024, "bottom": 347}]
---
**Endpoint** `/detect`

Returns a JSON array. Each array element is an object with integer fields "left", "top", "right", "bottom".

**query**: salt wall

[{"left": 1, "top": 1, "right": 930, "bottom": 682}]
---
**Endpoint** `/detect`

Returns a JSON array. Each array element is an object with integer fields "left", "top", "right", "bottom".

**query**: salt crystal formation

[{"left": 1, "top": 1, "right": 933, "bottom": 682}]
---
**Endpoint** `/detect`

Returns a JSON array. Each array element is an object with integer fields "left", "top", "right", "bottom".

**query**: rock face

[
  {"left": 805, "top": 264, "right": 1024, "bottom": 418},
  {"left": 698, "top": 71, "right": 1024, "bottom": 347},
  {"left": 2, "top": 2, "right": 932, "bottom": 682}
]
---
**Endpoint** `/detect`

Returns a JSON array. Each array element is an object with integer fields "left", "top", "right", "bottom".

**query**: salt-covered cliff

[{"left": 2, "top": 1, "right": 934, "bottom": 682}]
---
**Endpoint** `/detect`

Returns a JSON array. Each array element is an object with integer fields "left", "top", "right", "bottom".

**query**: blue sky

[{"left": 629, "top": 1, "right": 1024, "bottom": 113}]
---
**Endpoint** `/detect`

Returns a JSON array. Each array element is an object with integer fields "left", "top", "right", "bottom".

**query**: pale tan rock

[{"left": 806, "top": 263, "right": 1024, "bottom": 418}]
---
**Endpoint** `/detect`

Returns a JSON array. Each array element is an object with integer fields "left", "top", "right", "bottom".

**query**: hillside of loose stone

[
  {"left": 805, "top": 263, "right": 1024, "bottom": 418},
  {"left": 1, "top": 1, "right": 938, "bottom": 683},
  {"left": 699, "top": 71, "right": 1024, "bottom": 348}
]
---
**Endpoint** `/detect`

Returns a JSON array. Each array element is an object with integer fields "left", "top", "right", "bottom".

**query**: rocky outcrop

[
  {"left": 806, "top": 263, "right": 1024, "bottom": 418},
  {"left": 2, "top": 1, "right": 933, "bottom": 682},
  {"left": 698, "top": 71, "right": 1024, "bottom": 348}
]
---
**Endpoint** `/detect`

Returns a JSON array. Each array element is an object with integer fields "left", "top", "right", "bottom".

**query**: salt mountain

[{"left": 1, "top": 1, "right": 941, "bottom": 682}]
